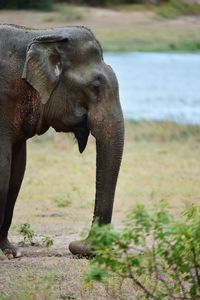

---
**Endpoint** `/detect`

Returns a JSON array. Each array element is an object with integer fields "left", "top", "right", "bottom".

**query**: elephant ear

[{"left": 22, "top": 35, "right": 68, "bottom": 104}]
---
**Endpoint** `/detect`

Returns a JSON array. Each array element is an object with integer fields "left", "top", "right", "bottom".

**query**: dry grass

[
  {"left": 10, "top": 121, "right": 200, "bottom": 242},
  {"left": 18, "top": 121, "right": 200, "bottom": 220},
  {"left": 0, "top": 121, "right": 199, "bottom": 299},
  {"left": 0, "top": 121, "right": 200, "bottom": 299}
]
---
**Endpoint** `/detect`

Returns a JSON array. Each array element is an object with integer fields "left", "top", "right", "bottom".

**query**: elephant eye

[{"left": 90, "top": 80, "right": 100, "bottom": 99}]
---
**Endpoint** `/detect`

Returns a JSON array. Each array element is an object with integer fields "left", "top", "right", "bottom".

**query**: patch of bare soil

[
  {"left": 0, "top": 188, "right": 127, "bottom": 299},
  {"left": 0, "top": 6, "right": 199, "bottom": 31},
  {"left": 0, "top": 235, "right": 134, "bottom": 299},
  {"left": 0, "top": 7, "right": 149, "bottom": 29}
]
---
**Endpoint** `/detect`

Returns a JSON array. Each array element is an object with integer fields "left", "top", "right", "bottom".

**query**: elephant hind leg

[{"left": 0, "top": 141, "right": 26, "bottom": 258}]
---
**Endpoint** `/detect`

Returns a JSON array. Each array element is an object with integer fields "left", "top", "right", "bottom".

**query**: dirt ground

[
  {"left": 0, "top": 5, "right": 199, "bottom": 30},
  {"left": 0, "top": 6, "right": 200, "bottom": 300}
]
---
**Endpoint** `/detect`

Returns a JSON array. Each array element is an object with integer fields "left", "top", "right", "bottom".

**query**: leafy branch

[{"left": 85, "top": 202, "right": 200, "bottom": 300}]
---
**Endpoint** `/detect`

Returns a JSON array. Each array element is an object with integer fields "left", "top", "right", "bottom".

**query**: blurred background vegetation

[
  {"left": 1, "top": 0, "right": 200, "bottom": 14},
  {"left": 1, "top": 0, "right": 200, "bottom": 26}
]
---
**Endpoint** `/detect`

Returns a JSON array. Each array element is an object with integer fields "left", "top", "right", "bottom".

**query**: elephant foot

[
  {"left": 0, "top": 238, "right": 21, "bottom": 258},
  {"left": 69, "top": 239, "right": 92, "bottom": 257}
]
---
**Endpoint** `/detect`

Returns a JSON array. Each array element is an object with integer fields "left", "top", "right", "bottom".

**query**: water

[{"left": 104, "top": 52, "right": 200, "bottom": 124}]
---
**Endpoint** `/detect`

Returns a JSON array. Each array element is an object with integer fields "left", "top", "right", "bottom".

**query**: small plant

[
  {"left": 86, "top": 201, "right": 200, "bottom": 299},
  {"left": 42, "top": 236, "right": 54, "bottom": 248},
  {"left": 18, "top": 223, "right": 37, "bottom": 246},
  {"left": 17, "top": 223, "right": 54, "bottom": 248}
]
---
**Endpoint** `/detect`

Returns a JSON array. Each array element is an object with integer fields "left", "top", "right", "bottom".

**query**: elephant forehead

[
  {"left": 58, "top": 26, "right": 95, "bottom": 43},
  {"left": 66, "top": 28, "right": 101, "bottom": 55},
  {"left": 70, "top": 26, "right": 95, "bottom": 40},
  {"left": 68, "top": 41, "right": 102, "bottom": 64},
  {"left": 79, "top": 40, "right": 101, "bottom": 56}
]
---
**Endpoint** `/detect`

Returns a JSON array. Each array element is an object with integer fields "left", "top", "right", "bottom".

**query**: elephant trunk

[
  {"left": 68, "top": 72, "right": 124, "bottom": 256},
  {"left": 89, "top": 103, "right": 124, "bottom": 226}
]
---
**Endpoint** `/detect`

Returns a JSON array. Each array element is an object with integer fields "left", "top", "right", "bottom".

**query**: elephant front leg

[
  {"left": 0, "top": 139, "right": 12, "bottom": 255},
  {"left": 0, "top": 141, "right": 26, "bottom": 258}
]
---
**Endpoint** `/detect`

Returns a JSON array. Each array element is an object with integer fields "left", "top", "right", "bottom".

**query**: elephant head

[{"left": 22, "top": 27, "right": 124, "bottom": 256}]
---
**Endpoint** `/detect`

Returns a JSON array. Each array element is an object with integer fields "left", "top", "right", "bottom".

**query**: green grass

[
  {"left": 108, "top": 1, "right": 200, "bottom": 18},
  {"left": 101, "top": 39, "right": 200, "bottom": 52},
  {"left": 98, "top": 33, "right": 200, "bottom": 52},
  {"left": 156, "top": 1, "right": 200, "bottom": 19}
]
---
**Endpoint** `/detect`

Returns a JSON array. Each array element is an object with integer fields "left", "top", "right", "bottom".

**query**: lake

[{"left": 104, "top": 53, "right": 200, "bottom": 124}]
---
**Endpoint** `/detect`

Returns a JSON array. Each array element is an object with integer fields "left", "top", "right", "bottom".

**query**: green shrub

[
  {"left": 86, "top": 0, "right": 121, "bottom": 5},
  {"left": 18, "top": 223, "right": 36, "bottom": 246},
  {"left": 0, "top": 0, "right": 52, "bottom": 10},
  {"left": 86, "top": 201, "right": 200, "bottom": 299},
  {"left": 42, "top": 236, "right": 54, "bottom": 247}
]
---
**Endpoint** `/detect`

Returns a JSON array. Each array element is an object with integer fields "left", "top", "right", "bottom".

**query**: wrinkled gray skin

[{"left": 0, "top": 25, "right": 124, "bottom": 257}]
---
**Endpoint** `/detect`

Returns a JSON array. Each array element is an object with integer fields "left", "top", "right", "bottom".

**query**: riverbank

[{"left": 0, "top": 5, "right": 200, "bottom": 52}]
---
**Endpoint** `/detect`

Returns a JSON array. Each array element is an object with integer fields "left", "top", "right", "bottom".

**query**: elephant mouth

[{"left": 74, "top": 116, "right": 90, "bottom": 153}]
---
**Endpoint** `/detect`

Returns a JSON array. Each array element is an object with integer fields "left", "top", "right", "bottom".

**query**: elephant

[{"left": 0, "top": 24, "right": 124, "bottom": 258}]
